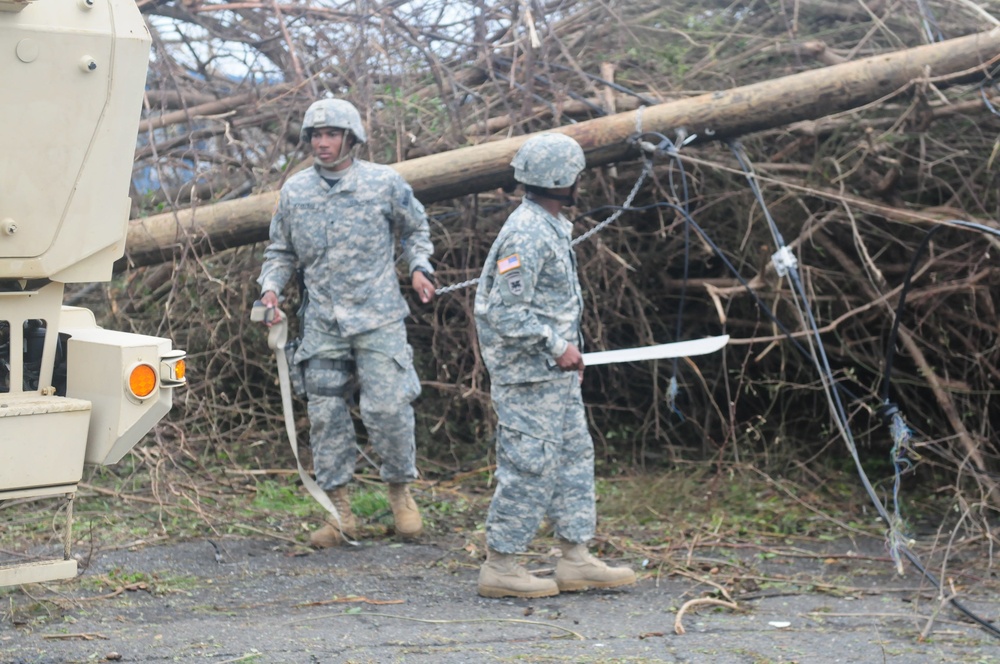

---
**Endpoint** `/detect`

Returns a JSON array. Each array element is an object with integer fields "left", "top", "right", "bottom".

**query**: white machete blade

[{"left": 582, "top": 335, "right": 730, "bottom": 366}]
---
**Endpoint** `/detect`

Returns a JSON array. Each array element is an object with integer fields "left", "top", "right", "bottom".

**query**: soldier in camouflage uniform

[
  {"left": 474, "top": 133, "right": 636, "bottom": 598},
  {"left": 257, "top": 98, "right": 435, "bottom": 547}
]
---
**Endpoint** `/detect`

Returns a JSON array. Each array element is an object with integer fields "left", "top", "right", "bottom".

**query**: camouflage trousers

[
  {"left": 486, "top": 373, "right": 596, "bottom": 553},
  {"left": 297, "top": 319, "right": 422, "bottom": 489}
]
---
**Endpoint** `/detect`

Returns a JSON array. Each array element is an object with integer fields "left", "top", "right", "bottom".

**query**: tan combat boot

[
  {"left": 388, "top": 483, "right": 423, "bottom": 538},
  {"left": 309, "top": 486, "right": 357, "bottom": 548},
  {"left": 478, "top": 549, "right": 559, "bottom": 598},
  {"left": 555, "top": 541, "right": 636, "bottom": 592}
]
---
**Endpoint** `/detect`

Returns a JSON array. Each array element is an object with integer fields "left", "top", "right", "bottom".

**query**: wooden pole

[{"left": 123, "top": 29, "right": 1000, "bottom": 268}]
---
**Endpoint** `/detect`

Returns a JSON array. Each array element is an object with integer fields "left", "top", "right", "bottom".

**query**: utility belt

[{"left": 285, "top": 336, "right": 355, "bottom": 397}]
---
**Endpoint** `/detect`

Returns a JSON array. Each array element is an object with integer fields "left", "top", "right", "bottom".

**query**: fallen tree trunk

[{"left": 123, "top": 29, "right": 1000, "bottom": 269}]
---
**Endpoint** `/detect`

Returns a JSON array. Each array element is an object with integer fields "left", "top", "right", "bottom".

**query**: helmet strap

[
  {"left": 525, "top": 184, "right": 576, "bottom": 207},
  {"left": 313, "top": 130, "right": 357, "bottom": 169}
]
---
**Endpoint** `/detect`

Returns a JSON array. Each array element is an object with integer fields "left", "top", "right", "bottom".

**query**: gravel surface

[{"left": 2, "top": 535, "right": 999, "bottom": 663}]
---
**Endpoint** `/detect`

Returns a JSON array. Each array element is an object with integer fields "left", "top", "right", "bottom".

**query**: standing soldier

[
  {"left": 474, "top": 133, "right": 636, "bottom": 597},
  {"left": 257, "top": 98, "right": 436, "bottom": 547}
]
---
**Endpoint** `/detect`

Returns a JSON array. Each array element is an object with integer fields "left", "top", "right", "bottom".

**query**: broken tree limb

[
  {"left": 123, "top": 29, "right": 1000, "bottom": 269},
  {"left": 137, "top": 85, "right": 293, "bottom": 133},
  {"left": 138, "top": 92, "right": 260, "bottom": 134}
]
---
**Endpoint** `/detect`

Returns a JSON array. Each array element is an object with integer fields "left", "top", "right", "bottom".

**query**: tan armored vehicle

[{"left": 0, "top": 0, "right": 185, "bottom": 586}]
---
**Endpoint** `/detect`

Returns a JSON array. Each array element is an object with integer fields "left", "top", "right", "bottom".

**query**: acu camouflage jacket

[
  {"left": 258, "top": 160, "right": 434, "bottom": 337},
  {"left": 474, "top": 197, "right": 584, "bottom": 385}
]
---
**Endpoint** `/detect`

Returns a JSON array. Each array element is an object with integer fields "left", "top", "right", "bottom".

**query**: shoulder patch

[
  {"left": 504, "top": 270, "right": 524, "bottom": 296},
  {"left": 497, "top": 254, "right": 521, "bottom": 275}
]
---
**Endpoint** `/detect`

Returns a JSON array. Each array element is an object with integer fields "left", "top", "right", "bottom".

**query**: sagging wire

[
  {"left": 570, "top": 192, "right": 1000, "bottom": 639},
  {"left": 398, "top": 201, "right": 517, "bottom": 269},
  {"left": 728, "top": 141, "right": 1000, "bottom": 639},
  {"left": 886, "top": 403, "right": 915, "bottom": 574},
  {"left": 877, "top": 219, "right": 1000, "bottom": 409},
  {"left": 510, "top": 67, "right": 609, "bottom": 117},
  {"left": 435, "top": 159, "right": 650, "bottom": 295},
  {"left": 917, "top": 0, "right": 1000, "bottom": 122},
  {"left": 633, "top": 129, "right": 698, "bottom": 420},
  {"left": 434, "top": 114, "right": 700, "bottom": 420},
  {"left": 571, "top": 200, "right": 863, "bottom": 399},
  {"left": 915, "top": 0, "right": 945, "bottom": 44},
  {"left": 877, "top": 219, "right": 1000, "bottom": 504},
  {"left": 874, "top": 229, "right": 947, "bottom": 555},
  {"left": 487, "top": 70, "right": 572, "bottom": 123},
  {"left": 425, "top": 109, "right": 1000, "bottom": 635},
  {"left": 979, "top": 63, "right": 1000, "bottom": 118},
  {"left": 437, "top": 109, "right": 655, "bottom": 296}
]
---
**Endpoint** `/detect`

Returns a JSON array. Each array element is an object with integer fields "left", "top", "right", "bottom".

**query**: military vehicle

[{"left": 0, "top": 0, "right": 185, "bottom": 586}]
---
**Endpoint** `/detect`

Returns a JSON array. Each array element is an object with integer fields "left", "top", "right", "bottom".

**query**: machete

[{"left": 582, "top": 335, "right": 730, "bottom": 366}]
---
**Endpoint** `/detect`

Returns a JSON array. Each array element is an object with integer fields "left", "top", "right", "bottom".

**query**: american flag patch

[{"left": 497, "top": 254, "right": 521, "bottom": 274}]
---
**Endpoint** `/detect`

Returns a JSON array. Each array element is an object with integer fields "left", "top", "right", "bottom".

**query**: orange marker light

[
  {"left": 128, "top": 364, "right": 157, "bottom": 398},
  {"left": 159, "top": 352, "right": 187, "bottom": 387}
]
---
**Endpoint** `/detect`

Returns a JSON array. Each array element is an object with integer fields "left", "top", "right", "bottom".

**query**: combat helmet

[
  {"left": 300, "top": 98, "right": 367, "bottom": 144},
  {"left": 511, "top": 133, "right": 585, "bottom": 188}
]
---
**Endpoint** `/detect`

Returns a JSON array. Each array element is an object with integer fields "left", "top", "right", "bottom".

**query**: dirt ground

[{"left": 2, "top": 530, "right": 999, "bottom": 664}]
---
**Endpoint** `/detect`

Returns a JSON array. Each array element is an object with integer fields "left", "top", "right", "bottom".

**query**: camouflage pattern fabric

[
  {"left": 258, "top": 160, "right": 434, "bottom": 339},
  {"left": 475, "top": 196, "right": 595, "bottom": 552},
  {"left": 474, "top": 197, "right": 584, "bottom": 385},
  {"left": 510, "top": 132, "right": 586, "bottom": 188},
  {"left": 485, "top": 375, "right": 596, "bottom": 552},
  {"left": 303, "top": 319, "right": 421, "bottom": 488},
  {"left": 300, "top": 98, "right": 367, "bottom": 144},
  {"left": 257, "top": 161, "right": 432, "bottom": 489}
]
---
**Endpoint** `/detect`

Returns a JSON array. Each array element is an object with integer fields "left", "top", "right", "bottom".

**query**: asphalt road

[{"left": 3, "top": 535, "right": 999, "bottom": 663}]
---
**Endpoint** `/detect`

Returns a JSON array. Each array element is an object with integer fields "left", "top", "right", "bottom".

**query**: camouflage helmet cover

[
  {"left": 511, "top": 133, "right": 586, "bottom": 188},
  {"left": 300, "top": 99, "right": 367, "bottom": 144}
]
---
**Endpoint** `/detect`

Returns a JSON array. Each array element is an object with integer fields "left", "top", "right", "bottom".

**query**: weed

[
  {"left": 250, "top": 480, "right": 314, "bottom": 518},
  {"left": 351, "top": 486, "right": 390, "bottom": 520}
]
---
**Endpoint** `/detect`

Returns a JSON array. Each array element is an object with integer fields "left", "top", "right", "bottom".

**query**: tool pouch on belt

[{"left": 285, "top": 337, "right": 306, "bottom": 396}]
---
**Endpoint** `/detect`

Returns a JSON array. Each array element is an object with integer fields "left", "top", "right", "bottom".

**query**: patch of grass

[
  {"left": 250, "top": 479, "right": 314, "bottom": 518},
  {"left": 351, "top": 486, "right": 390, "bottom": 520},
  {"left": 594, "top": 462, "right": 880, "bottom": 545},
  {"left": 80, "top": 568, "right": 201, "bottom": 596}
]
